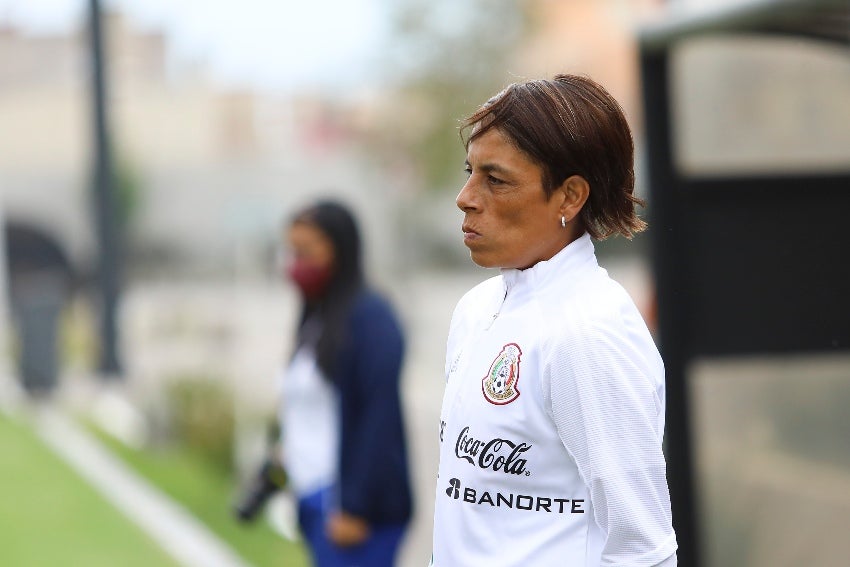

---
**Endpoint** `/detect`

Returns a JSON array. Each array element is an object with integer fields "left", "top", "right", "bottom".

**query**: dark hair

[
  {"left": 461, "top": 74, "right": 646, "bottom": 240},
  {"left": 290, "top": 200, "right": 364, "bottom": 378}
]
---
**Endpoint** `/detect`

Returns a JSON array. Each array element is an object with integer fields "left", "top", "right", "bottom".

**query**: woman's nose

[{"left": 456, "top": 178, "right": 478, "bottom": 212}]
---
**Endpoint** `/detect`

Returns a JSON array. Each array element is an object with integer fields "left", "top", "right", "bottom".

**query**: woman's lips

[{"left": 462, "top": 226, "right": 481, "bottom": 243}]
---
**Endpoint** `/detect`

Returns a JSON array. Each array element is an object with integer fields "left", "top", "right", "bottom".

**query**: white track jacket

[{"left": 432, "top": 233, "right": 677, "bottom": 566}]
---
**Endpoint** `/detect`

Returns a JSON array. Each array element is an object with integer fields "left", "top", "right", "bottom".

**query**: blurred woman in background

[{"left": 279, "top": 200, "right": 412, "bottom": 567}]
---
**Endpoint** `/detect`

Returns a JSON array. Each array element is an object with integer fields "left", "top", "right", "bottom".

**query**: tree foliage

[{"left": 375, "top": 0, "right": 530, "bottom": 192}]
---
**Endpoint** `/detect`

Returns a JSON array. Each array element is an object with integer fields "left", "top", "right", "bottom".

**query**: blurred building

[
  {"left": 0, "top": 11, "right": 404, "bottom": 397},
  {"left": 0, "top": 12, "right": 400, "bottom": 283}
]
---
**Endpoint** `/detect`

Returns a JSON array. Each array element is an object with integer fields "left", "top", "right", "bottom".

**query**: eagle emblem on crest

[{"left": 482, "top": 343, "right": 522, "bottom": 405}]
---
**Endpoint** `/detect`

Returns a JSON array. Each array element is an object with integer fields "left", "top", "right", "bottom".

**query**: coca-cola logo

[{"left": 454, "top": 426, "right": 531, "bottom": 476}]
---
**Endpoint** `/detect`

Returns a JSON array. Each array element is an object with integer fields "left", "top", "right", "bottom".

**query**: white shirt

[
  {"left": 279, "top": 346, "right": 339, "bottom": 497},
  {"left": 432, "top": 233, "right": 677, "bottom": 566}
]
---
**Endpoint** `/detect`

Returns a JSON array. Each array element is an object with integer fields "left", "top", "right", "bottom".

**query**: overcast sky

[{"left": 0, "top": 0, "right": 389, "bottom": 91}]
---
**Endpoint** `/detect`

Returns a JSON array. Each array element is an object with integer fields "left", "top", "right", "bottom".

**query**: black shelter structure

[
  {"left": 639, "top": 1, "right": 850, "bottom": 566},
  {"left": 4, "top": 222, "right": 75, "bottom": 395}
]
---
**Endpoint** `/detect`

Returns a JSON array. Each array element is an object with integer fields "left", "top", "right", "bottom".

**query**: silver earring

[{"left": 560, "top": 215, "right": 566, "bottom": 228}]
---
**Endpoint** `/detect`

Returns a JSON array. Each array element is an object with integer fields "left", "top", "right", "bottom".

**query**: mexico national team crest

[{"left": 482, "top": 343, "right": 522, "bottom": 405}]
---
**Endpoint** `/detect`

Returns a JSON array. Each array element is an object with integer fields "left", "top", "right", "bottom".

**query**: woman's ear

[{"left": 558, "top": 175, "right": 590, "bottom": 222}]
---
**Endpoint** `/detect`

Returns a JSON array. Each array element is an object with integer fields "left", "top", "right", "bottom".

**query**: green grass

[
  {"left": 0, "top": 413, "right": 180, "bottom": 567},
  {"left": 89, "top": 427, "right": 310, "bottom": 567}
]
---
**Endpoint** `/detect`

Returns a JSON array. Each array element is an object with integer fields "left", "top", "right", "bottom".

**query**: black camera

[{"left": 233, "top": 458, "right": 287, "bottom": 523}]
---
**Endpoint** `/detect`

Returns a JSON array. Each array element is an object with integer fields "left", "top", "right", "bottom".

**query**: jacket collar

[{"left": 500, "top": 232, "right": 597, "bottom": 296}]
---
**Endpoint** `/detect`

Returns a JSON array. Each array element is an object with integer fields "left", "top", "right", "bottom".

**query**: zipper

[{"left": 484, "top": 288, "right": 508, "bottom": 330}]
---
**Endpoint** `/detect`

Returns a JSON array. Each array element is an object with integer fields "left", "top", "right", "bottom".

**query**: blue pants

[{"left": 297, "top": 487, "right": 406, "bottom": 567}]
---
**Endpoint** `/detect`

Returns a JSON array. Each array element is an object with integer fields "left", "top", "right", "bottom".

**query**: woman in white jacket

[{"left": 431, "top": 74, "right": 678, "bottom": 567}]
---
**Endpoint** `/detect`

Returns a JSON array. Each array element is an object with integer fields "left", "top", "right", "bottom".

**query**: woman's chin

[{"left": 468, "top": 251, "right": 499, "bottom": 269}]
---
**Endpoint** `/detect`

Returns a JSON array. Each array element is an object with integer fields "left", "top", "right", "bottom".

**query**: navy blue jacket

[{"left": 331, "top": 289, "right": 413, "bottom": 526}]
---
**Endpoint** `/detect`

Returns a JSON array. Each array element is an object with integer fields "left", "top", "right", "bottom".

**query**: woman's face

[
  {"left": 457, "top": 128, "right": 569, "bottom": 270},
  {"left": 286, "top": 222, "right": 335, "bottom": 272}
]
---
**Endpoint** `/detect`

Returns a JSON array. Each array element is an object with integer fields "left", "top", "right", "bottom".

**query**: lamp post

[{"left": 88, "top": 0, "right": 122, "bottom": 377}]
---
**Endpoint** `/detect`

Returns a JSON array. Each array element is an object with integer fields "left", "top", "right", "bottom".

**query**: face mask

[{"left": 287, "top": 260, "right": 333, "bottom": 301}]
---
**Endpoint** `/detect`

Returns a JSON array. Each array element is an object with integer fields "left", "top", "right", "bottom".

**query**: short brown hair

[{"left": 461, "top": 74, "right": 646, "bottom": 240}]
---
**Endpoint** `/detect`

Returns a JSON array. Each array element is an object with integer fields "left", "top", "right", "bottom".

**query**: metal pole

[
  {"left": 0, "top": 202, "right": 10, "bottom": 377},
  {"left": 88, "top": 0, "right": 122, "bottom": 377},
  {"left": 640, "top": 47, "right": 700, "bottom": 567}
]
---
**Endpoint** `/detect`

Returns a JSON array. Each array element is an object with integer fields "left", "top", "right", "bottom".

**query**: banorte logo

[
  {"left": 455, "top": 426, "right": 532, "bottom": 476},
  {"left": 444, "top": 477, "right": 586, "bottom": 515},
  {"left": 445, "top": 478, "right": 461, "bottom": 499}
]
